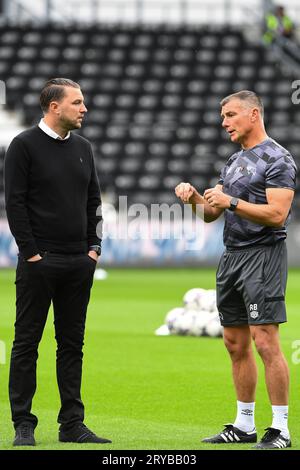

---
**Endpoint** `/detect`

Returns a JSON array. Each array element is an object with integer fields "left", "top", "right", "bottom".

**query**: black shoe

[
  {"left": 13, "top": 423, "right": 36, "bottom": 446},
  {"left": 202, "top": 423, "right": 257, "bottom": 444},
  {"left": 254, "top": 427, "right": 291, "bottom": 449},
  {"left": 59, "top": 423, "right": 112, "bottom": 444}
]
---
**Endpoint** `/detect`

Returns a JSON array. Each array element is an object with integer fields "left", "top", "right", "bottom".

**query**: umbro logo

[{"left": 241, "top": 409, "right": 253, "bottom": 416}]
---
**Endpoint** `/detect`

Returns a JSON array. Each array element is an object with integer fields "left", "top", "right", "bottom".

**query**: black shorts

[{"left": 216, "top": 240, "right": 288, "bottom": 327}]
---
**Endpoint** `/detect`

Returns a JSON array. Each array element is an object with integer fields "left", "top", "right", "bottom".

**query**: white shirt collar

[{"left": 39, "top": 118, "right": 70, "bottom": 140}]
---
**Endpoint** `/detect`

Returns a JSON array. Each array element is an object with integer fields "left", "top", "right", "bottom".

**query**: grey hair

[{"left": 220, "top": 90, "right": 264, "bottom": 117}]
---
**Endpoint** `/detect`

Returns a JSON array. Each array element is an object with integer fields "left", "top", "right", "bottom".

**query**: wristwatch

[
  {"left": 89, "top": 245, "right": 101, "bottom": 256},
  {"left": 228, "top": 197, "right": 239, "bottom": 212}
]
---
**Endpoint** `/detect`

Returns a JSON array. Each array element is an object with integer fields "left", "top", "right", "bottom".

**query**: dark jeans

[{"left": 9, "top": 252, "right": 97, "bottom": 430}]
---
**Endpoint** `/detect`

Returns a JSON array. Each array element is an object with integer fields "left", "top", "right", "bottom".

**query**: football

[
  {"left": 165, "top": 307, "right": 185, "bottom": 333},
  {"left": 189, "top": 310, "right": 212, "bottom": 336},
  {"left": 205, "top": 317, "right": 223, "bottom": 337},
  {"left": 199, "top": 289, "right": 217, "bottom": 312},
  {"left": 173, "top": 310, "right": 196, "bottom": 335},
  {"left": 183, "top": 288, "right": 206, "bottom": 310}
]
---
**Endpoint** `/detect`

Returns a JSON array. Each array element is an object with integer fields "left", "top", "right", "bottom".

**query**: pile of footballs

[{"left": 155, "top": 288, "right": 223, "bottom": 337}]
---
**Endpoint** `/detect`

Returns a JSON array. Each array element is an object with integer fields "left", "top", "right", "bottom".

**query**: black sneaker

[
  {"left": 254, "top": 427, "right": 291, "bottom": 449},
  {"left": 59, "top": 423, "right": 112, "bottom": 444},
  {"left": 202, "top": 423, "right": 257, "bottom": 444},
  {"left": 13, "top": 423, "right": 36, "bottom": 446}
]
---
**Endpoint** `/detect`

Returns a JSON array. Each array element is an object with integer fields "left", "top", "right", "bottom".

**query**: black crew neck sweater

[{"left": 4, "top": 126, "right": 102, "bottom": 258}]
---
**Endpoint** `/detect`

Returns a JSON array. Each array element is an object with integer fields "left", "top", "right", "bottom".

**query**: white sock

[
  {"left": 271, "top": 405, "right": 289, "bottom": 438},
  {"left": 233, "top": 401, "right": 256, "bottom": 432}
]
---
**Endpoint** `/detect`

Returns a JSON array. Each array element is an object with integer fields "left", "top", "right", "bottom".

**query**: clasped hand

[
  {"left": 175, "top": 182, "right": 231, "bottom": 209},
  {"left": 203, "top": 188, "right": 231, "bottom": 209}
]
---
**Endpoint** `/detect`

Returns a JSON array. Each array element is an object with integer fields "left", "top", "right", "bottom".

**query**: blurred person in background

[{"left": 263, "top": 5, "right": 294, "bottom": 44}]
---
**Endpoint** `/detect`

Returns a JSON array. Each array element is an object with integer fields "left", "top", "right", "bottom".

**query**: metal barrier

[{"left": 2, "top": 0, "right": 264, "bottom": 25}]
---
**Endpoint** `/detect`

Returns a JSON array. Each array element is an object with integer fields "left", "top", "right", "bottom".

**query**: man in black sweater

[{"left": 4, "top": 78, "right": 111, "bottom": 446}]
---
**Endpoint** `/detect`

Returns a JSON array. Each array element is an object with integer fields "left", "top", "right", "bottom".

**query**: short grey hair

[{"left": 220, "top": 90, "right": 264, "bottom": 117}]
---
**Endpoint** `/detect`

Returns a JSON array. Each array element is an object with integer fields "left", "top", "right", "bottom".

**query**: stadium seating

[{"left": 0, "top": 22, "right": 299, "bottom": 216}]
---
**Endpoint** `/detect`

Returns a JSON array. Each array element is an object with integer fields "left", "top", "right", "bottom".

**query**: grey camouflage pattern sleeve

[
  {"left": 218, "top": 165, "right": 226, "bottom": 185},
  {"left": 265, "top": 154, "right": 297, "bottom": 190}
]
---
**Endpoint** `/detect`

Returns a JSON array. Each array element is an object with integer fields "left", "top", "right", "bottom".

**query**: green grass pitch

[{"left": 0, "top": 267, "right": 299, "bottom": 450}]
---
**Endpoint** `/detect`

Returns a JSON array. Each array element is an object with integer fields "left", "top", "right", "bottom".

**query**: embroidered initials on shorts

[{"left": 249, "top": 304, "right": 259, "bottom": 319}]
